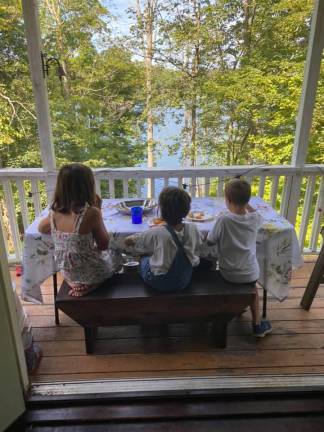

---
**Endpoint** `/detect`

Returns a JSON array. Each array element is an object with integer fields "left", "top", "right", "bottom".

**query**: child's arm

[
  {"left": 247, "top": 204, "right": 264, "bottom": 228},
  {"left": 95, "top": 194, "right": 102, "bottom": 210},
  {"left": 38, "top": 215, "right": 51, "bottom": 234},
  {"left": 206, "top": 216, "right": 223, "bottom": 246},
  {"left": 124, "top": 232, "right": 153, "bottom": 255},
  {"left": 90, "top": 207, "right": 109, "bottom": 250},
  {"left": 125, "top": 235, "right": 136, "bottom": 247}
]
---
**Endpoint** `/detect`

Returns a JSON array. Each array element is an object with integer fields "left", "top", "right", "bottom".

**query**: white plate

[{"left": 186, "top": 212, "right": 214, "bottom": 222}]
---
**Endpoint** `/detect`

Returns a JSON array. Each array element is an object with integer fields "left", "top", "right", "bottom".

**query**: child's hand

[
  {"left": 125, "top": 237, "right": 135, "bottom": 247},
  {"left": 95, "top": 194, "right": 102, "bottom": 209}
]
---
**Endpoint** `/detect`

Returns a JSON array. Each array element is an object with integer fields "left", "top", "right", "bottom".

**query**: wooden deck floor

[{"left": 13, "top": 258, "right": 324, "bottom": 383}]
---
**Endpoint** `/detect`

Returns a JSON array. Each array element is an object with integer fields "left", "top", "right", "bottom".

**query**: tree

[
  {"left": 39, "top": 0, "right": 146, "bottom": 168},
  {"left": 155, "top": 0, "right": 209, "bottom": 166},
  {"left": 0, "top": 0, "right": 40, "bottom": 168},
  {"left": 199, "top": 0, "right": 314, "bottom": 166},
  {"left": 128, "top": 0, "right": 160, "bottom": 196}
]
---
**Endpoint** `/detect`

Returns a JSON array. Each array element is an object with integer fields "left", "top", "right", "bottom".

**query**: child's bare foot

[
  {"left": 68, "top": 283, "right": 100, "bottom": 297},
  {"left": 68, "top": 283, "right": 87, "bottom": 296}
]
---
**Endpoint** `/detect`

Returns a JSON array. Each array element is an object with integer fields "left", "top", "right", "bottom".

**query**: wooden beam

[{"left": 21, "top": 0, "right": 56, "bottom": 172}]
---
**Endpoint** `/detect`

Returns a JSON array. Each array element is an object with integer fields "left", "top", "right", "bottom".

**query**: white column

[
  {"left": 285, "top": 0, "right": 324, "bottom": 225},
  {"left": 21, "top": 0, "right": 56, "bottom": 172},
  {"left": 292, "top": 0, "right": 324, "bottom": 166}
]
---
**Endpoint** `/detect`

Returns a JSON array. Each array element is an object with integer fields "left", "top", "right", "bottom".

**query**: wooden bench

[{"left": 56, "top": 271, "right": 255, "bottom": 354}]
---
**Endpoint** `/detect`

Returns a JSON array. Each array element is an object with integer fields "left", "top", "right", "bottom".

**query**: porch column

[
  {"left": 21, "top": 0, "right": 56, "bottom": 172},
  {"left": 285, "top": 0, "right": 324, "bottom": 225}
]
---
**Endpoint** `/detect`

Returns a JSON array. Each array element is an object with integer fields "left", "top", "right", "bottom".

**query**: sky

[{"left": 102, "top": 0, "right": 133, "bottom": 37}]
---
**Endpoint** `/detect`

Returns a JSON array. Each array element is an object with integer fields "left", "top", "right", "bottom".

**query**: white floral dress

[{"left": 50, "top": 206, "right": 117, "bottom": 288}]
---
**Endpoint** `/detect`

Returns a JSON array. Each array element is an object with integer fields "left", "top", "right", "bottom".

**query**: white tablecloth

[{"left": 22, "top": 197, "right": 303, "bottom": 303}]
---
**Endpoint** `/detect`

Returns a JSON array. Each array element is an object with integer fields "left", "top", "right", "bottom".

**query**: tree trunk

[
  {"left": 190, "top": 102, "right": 197, "bottom": 166},
  {"left": 137, "top": 0, "right": 155, "bottom": 197},
  {"left": 189, "top": 0, "right": 200, "bottom": 168},
  {"left": 182, "top": 46, "right": 191, "bottom": 167},
  {"left": 145, "top": 4, "right": 154, "bottom": 196},
  {"left": 45, "top": 0, "right": 69, "bottom": 96}
]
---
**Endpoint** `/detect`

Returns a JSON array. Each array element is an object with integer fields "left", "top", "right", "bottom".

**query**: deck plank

[
  {"left": 34, "top": 348, "right": 324, "bottom": 376},
  {"left": 13, "top": 261, "right": 324, "bottom": 383}
]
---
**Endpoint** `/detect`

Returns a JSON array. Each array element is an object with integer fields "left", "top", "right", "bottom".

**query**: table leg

[
  {"left": 84, "top": 327, "right": 97, "bottom": 354},
  {"left": 53, "top": 273, "right": 60, "bottom": 325},
  {"left": 262, "top": 288, "right": 267, "bottom": 319}
]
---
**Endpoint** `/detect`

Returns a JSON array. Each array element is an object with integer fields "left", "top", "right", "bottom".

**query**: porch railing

[{"left": 0, "top": 164, "right": 323, "bottom": 262}]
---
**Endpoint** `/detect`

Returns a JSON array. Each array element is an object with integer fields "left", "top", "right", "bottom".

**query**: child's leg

[
  {"left": 250, "top": 285, "right": 261, "bottom": 326},
  {"left": 139, "top": 256, "right": 151, "bottom": 280},
  {"left": 251, "top": 285, "right": 272, "bottom": 337}
]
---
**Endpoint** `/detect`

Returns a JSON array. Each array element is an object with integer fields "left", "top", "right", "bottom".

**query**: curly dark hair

[
  {"left": 159, "top": 186, "right": 191, "bottom": 226},
  {"left": 225, "top": 179, "right": 251, "bottom": 206}
]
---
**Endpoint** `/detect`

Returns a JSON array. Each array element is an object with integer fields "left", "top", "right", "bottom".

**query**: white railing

[{"left": 0, "top": 165, "right": 323, "bottom": 262}]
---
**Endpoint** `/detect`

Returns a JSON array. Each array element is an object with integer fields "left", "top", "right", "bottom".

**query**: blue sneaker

[{"left": 253, "top": 320, "right": 272, "bottom": 337}]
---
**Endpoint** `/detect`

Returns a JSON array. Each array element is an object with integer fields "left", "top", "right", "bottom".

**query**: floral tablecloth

[{"left": 22, "top": 197, "right": 303, "bottom": 303}]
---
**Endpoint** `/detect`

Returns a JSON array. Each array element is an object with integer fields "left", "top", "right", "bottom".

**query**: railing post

[
  {"left": 282, "top": 173, "right": 303, "bottom": 225},
  {"left": 45, "top": 172, "right": 57, "bottom": 205}
]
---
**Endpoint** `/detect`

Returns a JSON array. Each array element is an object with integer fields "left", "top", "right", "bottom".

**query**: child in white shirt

[
  {"left": 207, "top": 179, "right": 272, "bottom": 337},
  {"left": 125, "top": 187, "right": 202, "bottom": 291}
]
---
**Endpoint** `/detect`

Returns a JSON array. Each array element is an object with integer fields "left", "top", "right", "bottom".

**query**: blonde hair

[{"left": 225, "top": 179, "right": 251, "bottom": 206}]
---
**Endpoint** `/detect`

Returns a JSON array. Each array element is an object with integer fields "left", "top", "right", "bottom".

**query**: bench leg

[
  {"left": 84, "top": 327, "right": 98, "bottom": 354},
  {"left": 262, "top": 288, "right": 267, "bottom": 319},
  {"left": 53, "top": 273, "right": 60, "bottom": 325},
  {"left": 210, "top": 319, "right": 228, "bottom": 348}
]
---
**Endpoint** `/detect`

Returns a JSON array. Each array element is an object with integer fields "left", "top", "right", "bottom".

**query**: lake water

[{"left": 139, "top": 111, "right": 184, "bottom": 196}]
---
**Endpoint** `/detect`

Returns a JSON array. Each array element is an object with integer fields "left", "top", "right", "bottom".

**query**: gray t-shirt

[
  {"left": 207, "top": 210, "right": 263, "bottom": 283},
  {"left": 132, "top": 223, "right": 202, "bottom": 275}
]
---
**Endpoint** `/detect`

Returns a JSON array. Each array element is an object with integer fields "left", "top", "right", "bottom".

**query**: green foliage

[
  {"left": 0, "top": 0, "right": 40, "bottom": 168},
  {"left": 0, "top": 0, "right": 322, "bottom": 170},
  {"left": 150, "top": 0, "right": 318, "bottom": 166},
  {"left": 0, "top": 0, "right": 146, "bottom": 170}
]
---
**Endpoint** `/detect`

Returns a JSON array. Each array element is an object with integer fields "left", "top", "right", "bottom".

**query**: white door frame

[{"left": 0, "top": 218, "right": 29, "bottom": 429}]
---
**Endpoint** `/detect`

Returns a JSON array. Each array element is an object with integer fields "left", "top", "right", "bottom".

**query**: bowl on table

[
  {"left": 115, "top": 199, "right": 157, "bottom": 215},
  {"left": 123, "top": 261, "right": 139, "bottom": 272}
]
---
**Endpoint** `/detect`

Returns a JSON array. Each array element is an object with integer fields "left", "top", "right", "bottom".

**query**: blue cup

[{"left": 131, "top": 206, "right": 143, "bottom": 224}]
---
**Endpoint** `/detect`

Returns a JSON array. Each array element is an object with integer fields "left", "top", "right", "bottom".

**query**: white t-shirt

[
  {"left": 207, "top": 210, "right": 263, "bottom": 283},
  {"left": 133, "top": 223, "right": 202, "bottom": 275}
]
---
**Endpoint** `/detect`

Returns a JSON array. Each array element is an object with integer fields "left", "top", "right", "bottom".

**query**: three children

[{"left": 38, "top": 164, "right": 271, "bottom": 337}]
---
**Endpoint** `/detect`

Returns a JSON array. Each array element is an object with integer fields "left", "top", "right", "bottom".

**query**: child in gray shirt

[{"left": 207, "top": 179, "right": 272, "bottom": 338}]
